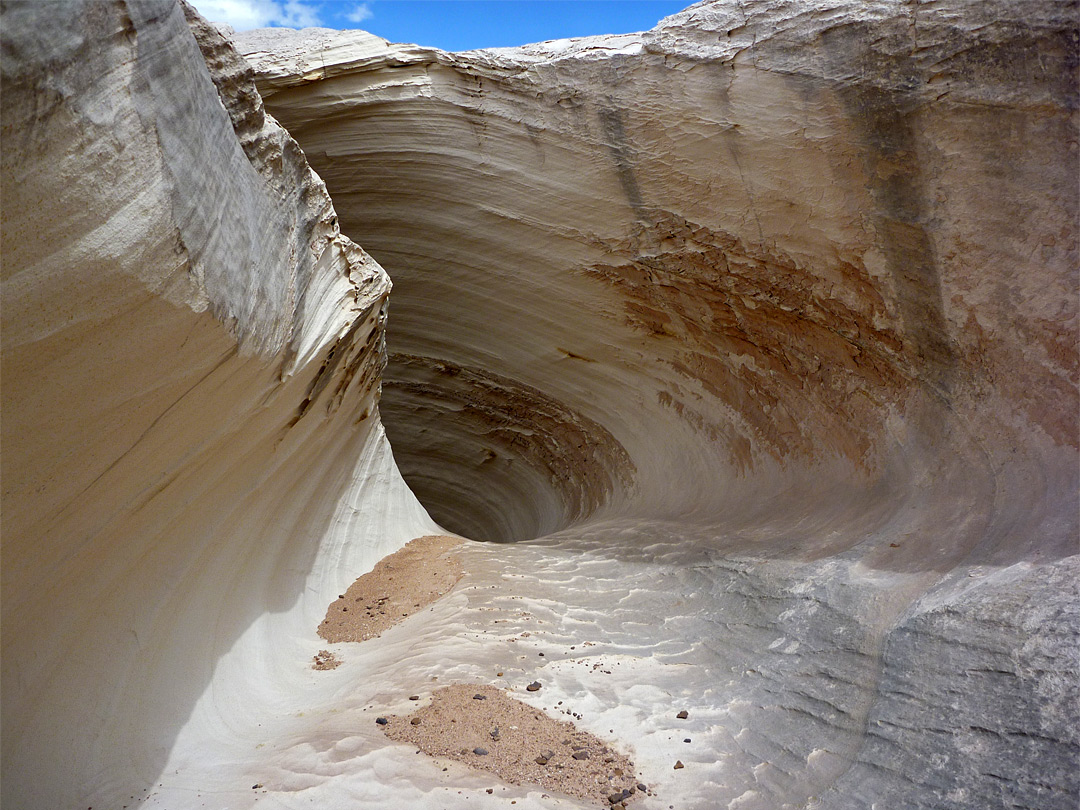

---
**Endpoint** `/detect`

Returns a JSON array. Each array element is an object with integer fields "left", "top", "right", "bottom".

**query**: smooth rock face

[
  {"left": 239, "top": 0, "right": 1077, "bottom": 546},
  {"left": 236, "top": 2, "right": 1078, "bottom": 807},
  {"left": 0, "top": 1, "right": 1076, "bottom": 810},
  {"left": 1, "top": 3, "right": 437, "bottom": 809}
]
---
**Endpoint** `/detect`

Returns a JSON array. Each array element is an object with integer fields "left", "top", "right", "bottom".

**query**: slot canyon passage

[{"left": 1, "top": 0, "right": 1077, "bottom": 808}]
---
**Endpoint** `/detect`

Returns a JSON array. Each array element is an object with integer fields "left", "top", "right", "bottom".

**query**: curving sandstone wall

[
  {"left": 1, "top": 1, "right": 1076, "bottom": 809},
  {"left": 238, "top": 1, "right": 1078, "bottom": 548},
  {"left": 1, "top": 3, "right": 437, "bottom": 808},
  {"left": 236, "top": 1, "right": 1079, "bottom": 807}
]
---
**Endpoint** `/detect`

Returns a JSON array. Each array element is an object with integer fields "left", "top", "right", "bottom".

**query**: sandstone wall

[
  {"left": 1, "top": 3, "right": 436, "bottom": 808},
  {"left": 239, "top": 0, "right": 1077, "bottom": 549},
  {"left": 0, "top": 1, "right": 1076, "bottom": 808},
  {"left": 236, "top": 2, "right": 1079, "bottom": 806}
]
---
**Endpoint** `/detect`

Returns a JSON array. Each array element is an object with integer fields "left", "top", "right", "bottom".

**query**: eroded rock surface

[
  {"left": 239, "top": 0, "right": 1076, "bottom": 546},
  {"left": 0, "top": 1, "right": 1076, "bottom": 809},
  {"left": 237, "top": 2, "right": 1078, "bottom": 807},
  {"left": 1, "top": 2, "right": 437, "bottom": 808}
]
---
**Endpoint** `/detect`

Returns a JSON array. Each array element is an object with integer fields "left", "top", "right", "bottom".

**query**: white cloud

[
  {"left": 279, "top": 0, "right": 322, "bottom": 27},
  {"left": 190, "top": 0, "right": 322, "bottom": 30},
  {"left": 346, "top": 3, "right": 373, "bottom": 24}
]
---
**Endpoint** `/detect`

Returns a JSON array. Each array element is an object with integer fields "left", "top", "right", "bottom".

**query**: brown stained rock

[
  {"left": 583, "top": 212, "right": 914, "bottom": 473},
  {"left": 318, "top": 535, "right": 463, "bottom": 643},
  {"left": 382, "top": 684, "right": 640, "bottom": 805}
]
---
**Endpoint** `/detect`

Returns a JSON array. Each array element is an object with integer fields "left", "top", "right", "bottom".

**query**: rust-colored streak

[{"left": 583, "top": 210, "right": 915, "bottom": 469}]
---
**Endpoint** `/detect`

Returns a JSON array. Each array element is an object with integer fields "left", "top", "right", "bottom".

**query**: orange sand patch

[
  {"left": 318, "top": 534, "right": 463, "bottom": 643},
  {"left": 312, "top": 649, "right": 341, "bottom": 670},
  {"left": 382, "top": 684, "right": 644, "bottom": 807}
]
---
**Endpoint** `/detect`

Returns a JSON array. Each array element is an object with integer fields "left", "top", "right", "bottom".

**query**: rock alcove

[{"left": 1, "top": 1, "right": 1076, "bottom": 809}]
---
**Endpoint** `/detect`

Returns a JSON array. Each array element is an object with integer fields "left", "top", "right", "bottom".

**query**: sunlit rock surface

[
  {"left": 1, "top": 3, "right": 437, "bottom": 808},
  {"left": 0, "top": 1, "right": 1076, "bottom": 809},
  {"left": 238, "top": 1, "right": 1078, "bottom": 807}
]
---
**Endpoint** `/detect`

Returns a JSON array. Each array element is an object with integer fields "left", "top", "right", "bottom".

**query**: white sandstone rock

[
  {"left": 1, "top": 1, "right": 1076, "bottom": 809},
  {"left": 1, "top": 3, "right": 436, "bottom": 808},
  {"left": 236, "top": 2, "right": 1078, "bottom": 807}
]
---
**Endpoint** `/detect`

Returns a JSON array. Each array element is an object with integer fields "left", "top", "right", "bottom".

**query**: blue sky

[{"left": 191, "top": 1, "right": 691, "bottom": 51}]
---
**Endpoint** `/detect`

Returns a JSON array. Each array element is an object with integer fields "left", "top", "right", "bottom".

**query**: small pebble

[
  {"left": 674, "top": 760, "right": 684, "bottom": 770},
  {"left": 676, "top": 710, "right": 688, "bottom": 719},
  {"left": 637, "top": 783, "right": 647, "bottom": 792},
  {"left": 526, "top": 681, "right": 541, "bottom": 692},
  {"left": 473, "top": 694, "right": 486, "bottom": 700},
  {"left": 684, "top": 738, "right": 692, "bottom": 743},
  {"left": 409, "top": 695, "right": 420, "bottom": 701},
  {"left": 410, "top": 717, "right": 422, "bottom": 725},
  {"left": 486, "top": 789, "right": 494, "bottom": 794},
  {"left": 572, "top": 750, "right": 589, "bottom": 760},
  {"left": 473, "top": 747, "right": 489, "bottom": 756},
  {"left": 375, "top": 717, "right": 388, "bottom": 725},
  {"left": 538, "top": 652, "right": 544, "bottom": 656}
]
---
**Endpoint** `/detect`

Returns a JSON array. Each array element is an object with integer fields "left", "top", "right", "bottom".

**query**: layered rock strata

[
  {"left": 0, "top": 1, "right": 1076, "bottom": 809},
  {"left": 236, "top": 2, "right": 1078, "bottom": 807},
  {"left": 1, "top": 3, "right": 437, "bottom": 808},
  {"left": 239, "top": 1, "right": 1077, "bottom": 547}
]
